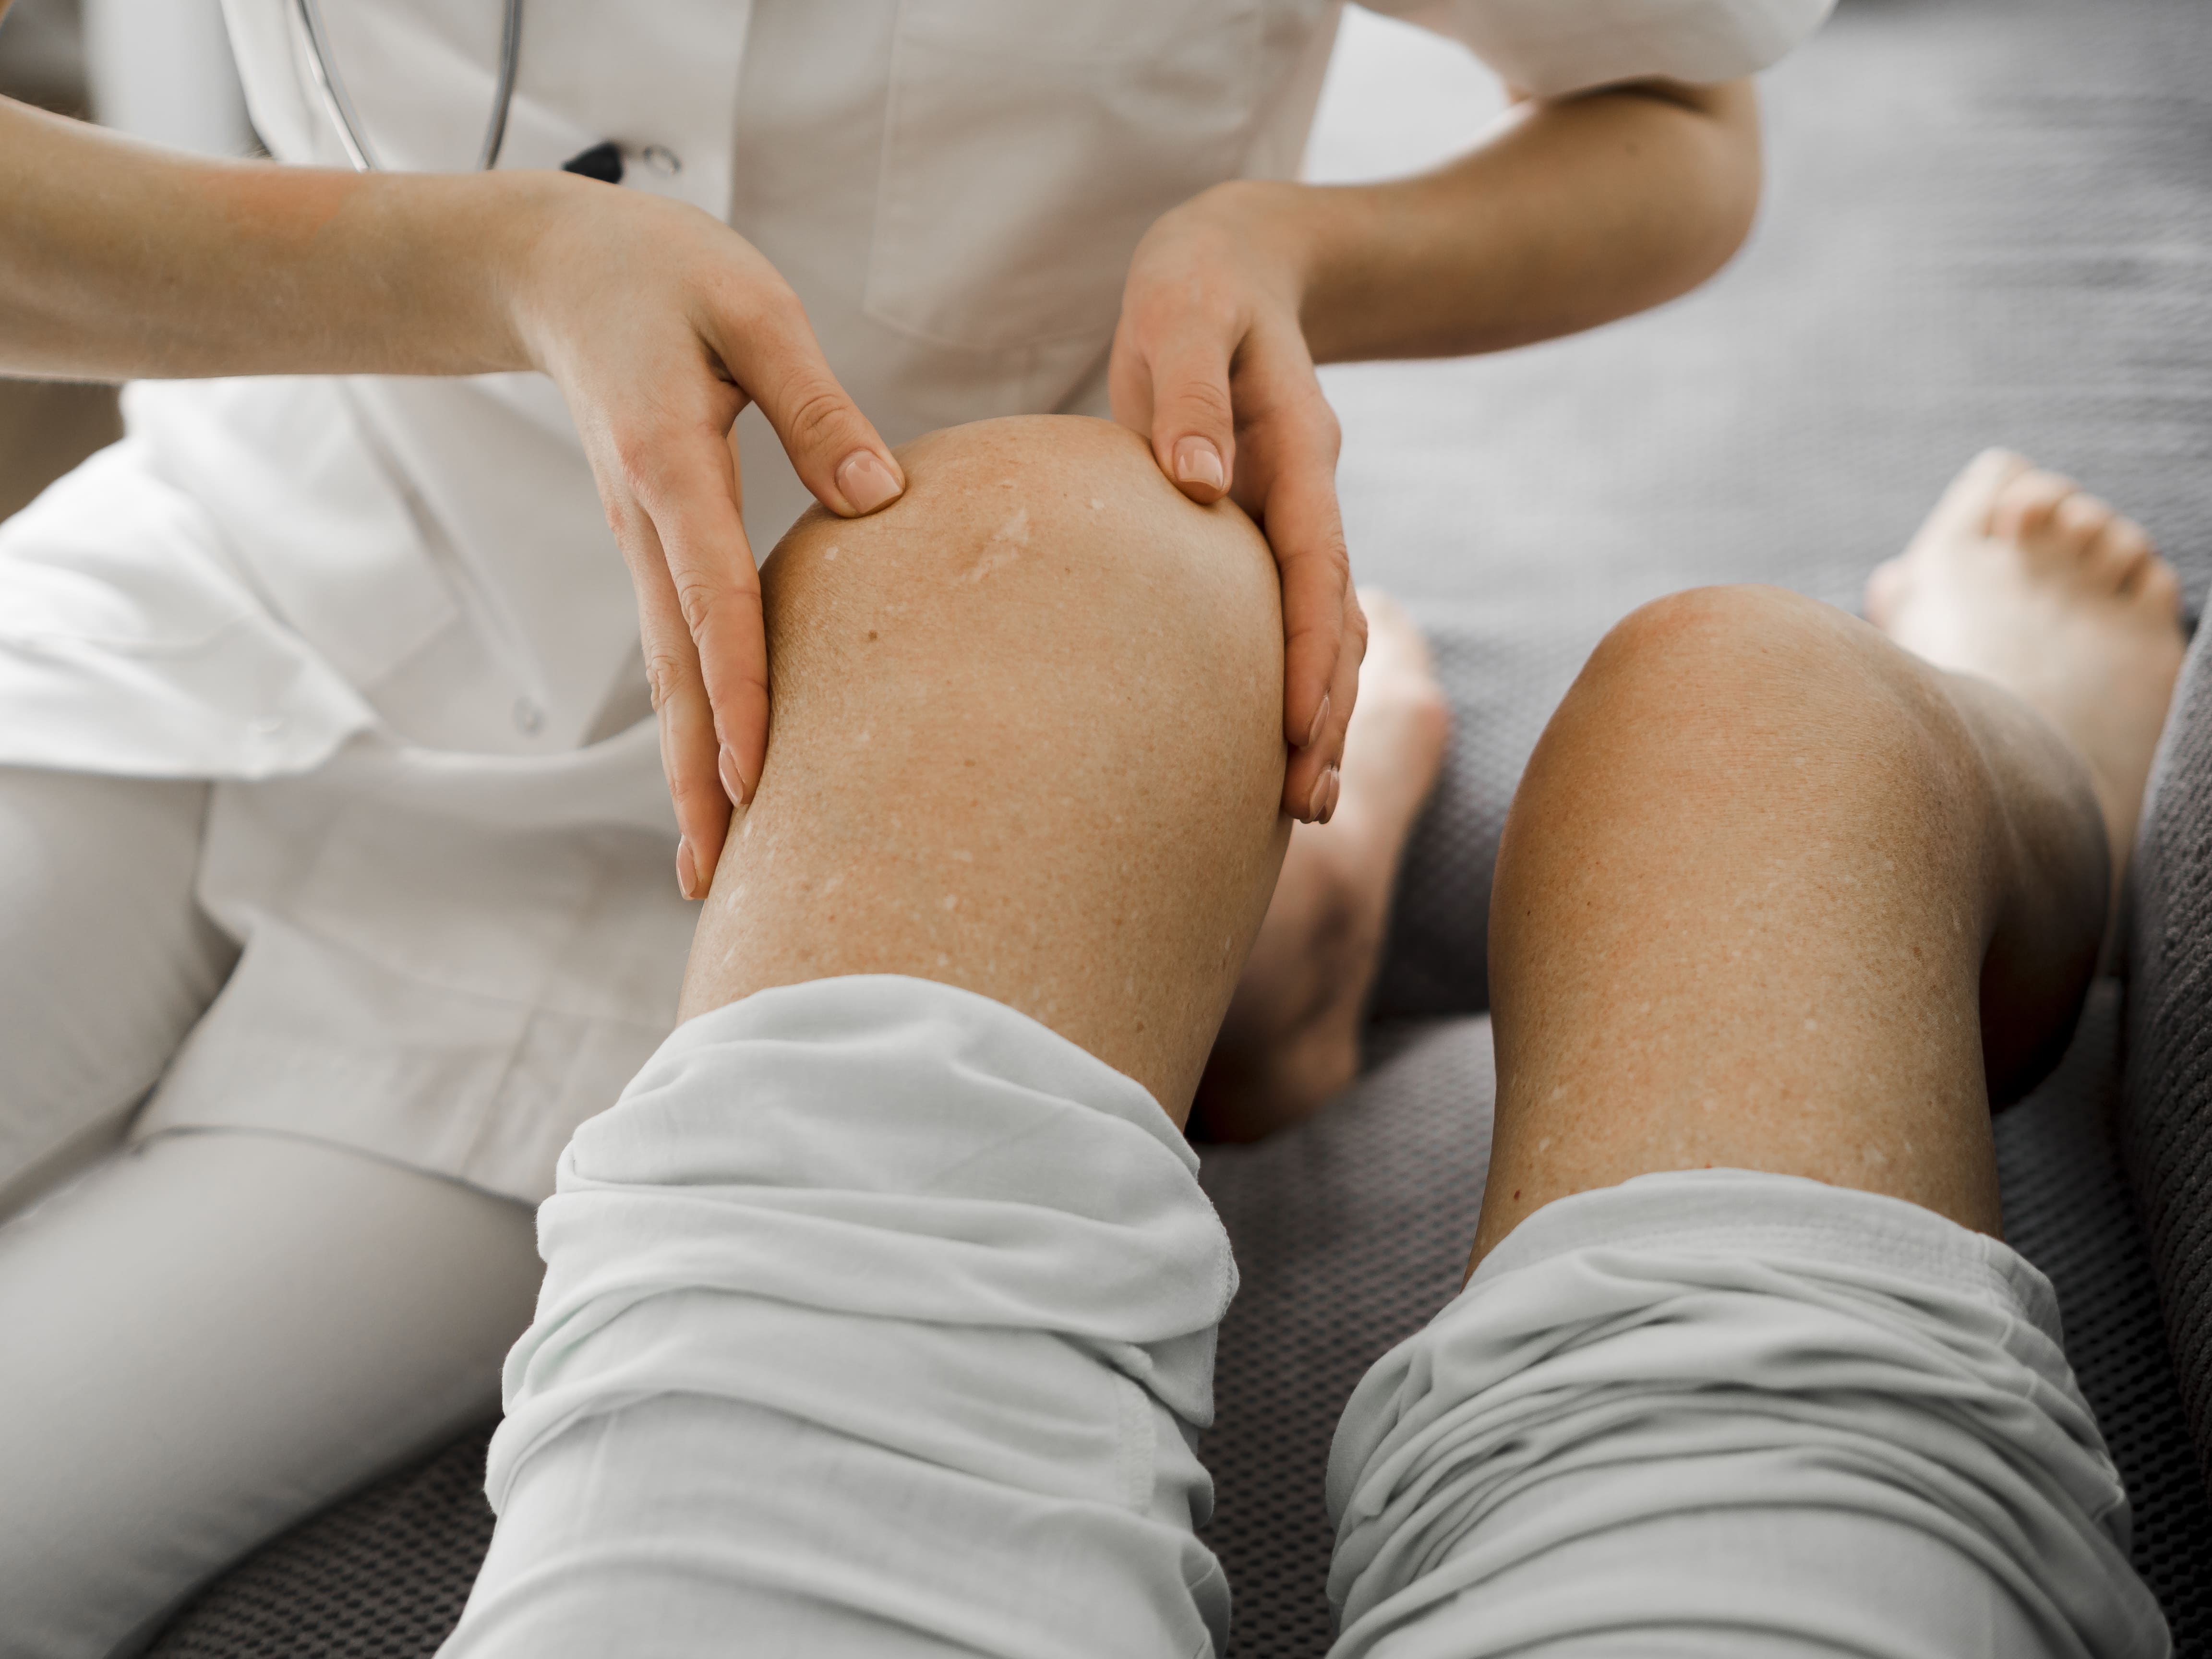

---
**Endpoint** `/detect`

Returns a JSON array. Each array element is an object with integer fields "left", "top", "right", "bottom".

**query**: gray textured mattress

[{"left": 147, "top": 0, "right": 2212, "bottom": 1651}]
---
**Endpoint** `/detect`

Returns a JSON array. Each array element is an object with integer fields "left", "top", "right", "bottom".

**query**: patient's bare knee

[
  {"left": 680, "top": 416, "right": 1290, "bottom": 1116},
  {"left": 1555, "top": 585, "right": 1988, "bottom": 820}
]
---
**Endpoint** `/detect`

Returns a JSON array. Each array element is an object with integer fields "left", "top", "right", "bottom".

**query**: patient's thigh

[
  {"left": 683, "top": 416, "right": 1291, "bottom": 1120},
  {"left": 0, "top": 768, "right": 236, "bottom": 1213}
]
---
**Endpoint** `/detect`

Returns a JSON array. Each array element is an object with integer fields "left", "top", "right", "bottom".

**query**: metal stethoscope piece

[{"left": 292, "top": 0, "right": 524, "bottom": 172}]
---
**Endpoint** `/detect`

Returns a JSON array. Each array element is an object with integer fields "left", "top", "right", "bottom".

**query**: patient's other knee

[
  {"left": 1566, "top": 584, "right": 1968, "bottom": 784},
  {"left": 1581, "top": 585, "right": 1869, "bottom": 712}
]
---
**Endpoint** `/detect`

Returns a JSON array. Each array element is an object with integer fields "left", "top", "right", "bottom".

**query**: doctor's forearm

[
  {"left": 1264, "top": 78, "right": 1762, "bottom": 365},
  {"left": 0, "top": 96, "right": 546, "bottom": 382}
]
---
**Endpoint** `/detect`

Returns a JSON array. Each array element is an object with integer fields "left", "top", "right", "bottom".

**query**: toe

[
  {"left": 1992, "top": 468, "right": 2080, "bottom": 548},
  {"left": 2098, "top": 514, "right": 2159, "bottom": 594},
  {"left": 1356, "top": 588, "right": 1411, "bottom": 641},
  {"left": 2052, "top": 491, "right": 2117, "bottom": 567},
  {"left": 1925, "top": 448, "right": 2030, "bottom": 540},
  {"left": 1864, "top": 557, "right": 1909, "bottom": 627},
  {"left": 1353, "top": 588, "right": 1442, "bottom": 696},
  {"left": 2134, "top": 554, "right": 2185, "bottom": 619}
]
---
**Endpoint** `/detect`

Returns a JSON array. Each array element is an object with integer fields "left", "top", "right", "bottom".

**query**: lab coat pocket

[{"left": 866, "top": 0, "right": 1264, "bottom": 354}]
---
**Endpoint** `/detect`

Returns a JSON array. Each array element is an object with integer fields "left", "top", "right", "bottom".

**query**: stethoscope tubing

[{"left": 292, "top": 0, "right": 524, "bottom": 173}]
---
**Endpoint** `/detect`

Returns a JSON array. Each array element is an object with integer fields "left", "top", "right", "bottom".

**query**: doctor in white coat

[{"left": 0, "top": 0, "right": 1829, "bottom": 1652}]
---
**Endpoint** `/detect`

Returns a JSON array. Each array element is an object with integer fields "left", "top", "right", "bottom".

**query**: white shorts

[
  {"left": 443, "top": 975, "right": 2166, "bottom": 1659},
  {"left": 1329, "top": 1168, "right": 2168, "bottom": 1658}
]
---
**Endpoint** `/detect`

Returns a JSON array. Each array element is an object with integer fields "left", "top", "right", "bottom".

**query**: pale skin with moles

[{"left": 673, "top": 420, "right": 2184, "bottom": 1286}]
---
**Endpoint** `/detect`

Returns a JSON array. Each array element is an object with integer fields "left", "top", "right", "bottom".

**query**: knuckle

[
  {"left": 1283, "top": 522, "right": 1352, "bottom": 580},
  {"left": 1166, "top": 377, "right": 1235, "bottom": 432},
  {"left": 642, "top": 648, "right": 692, "bottom": 712},
  {"left": 1157, "top": 291, "right": 1238, "bottom": 346},
  {"left": 614, "top": 435, "right": 674, "bottom": 502},
  {"left": 780, "top": 381, "right": 856, "bottom": 455},
  {"left": 1131, "top": 274, "right": 1240, "bottom": 347},
  {"left": 598, "top": 488, "right": 639, "bottom": 544},
  {"left": 1303, "top": 398, "right": 1343, "bottom": 456},
  {"left": 712, "top": 271, "right": 795, "bottom": 338},
  {"left": 672, "top": 574, "right": 724, "bottom": 637},
  {"left": 668, "top": 769, "right": 726, "bottom": 815}
]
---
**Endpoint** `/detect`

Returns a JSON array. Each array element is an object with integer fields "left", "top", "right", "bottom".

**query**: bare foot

[
  {"left": 1193, "top": 592, "right": 1451, "bottom": 1142},
  {"left": 1867, "top": 448, "right": 2186, "bottom": 879}
]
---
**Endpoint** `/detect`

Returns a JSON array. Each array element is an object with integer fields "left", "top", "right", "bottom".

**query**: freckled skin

[
  {"left": 671, "top": 438, "right": 2179, "bottom": 1271},
  {"left": 1472, "top": 543, "right": 2175, "bottom": 1266},
  {"left": 676, "top": 415, "right": 1289, "bottom": 1120}
]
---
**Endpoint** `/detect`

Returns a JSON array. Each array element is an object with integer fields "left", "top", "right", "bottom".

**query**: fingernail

[
  {"left": 719, "top": 745, "right": 752, "bottom": 807},
  {"left": 1305, "top": 766, "right": 1334, "bottom": 825},
  {"left": 1321, "top": 766, "right": 1342, "bottom": 825},
  {"left": 1174, "top": 438, "right": 1226, "bottom": 493},
  {"left": 1304, "top": 692, "right": 1331, "bottom": 751},
  {"left": 836, "top": 450, "right": 902, "bottom": 515},
  {"left": 675, "top": 838, "right": 700, "bottom": 900}
]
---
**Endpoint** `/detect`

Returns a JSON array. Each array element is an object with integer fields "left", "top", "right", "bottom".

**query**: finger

[
  {"left": 614, "top": 491, "right": 734, "bottom": 898},
  {"left": 622, "top": 427, "right": 770, "bottom": 843},
  {"left": 1140, "top": 312, "right": 1239, "bottom": 504},
  {"left": 1286, "top": 591, "right": 1364, "bottom": 825},
  {"left": 712, "top": 290, "right": 906, "bottom": 518},
  {"left": 1106, "top": 313, "right": 1157, "bottom": 439},
  {"left": 1263, "top": 441, "right": 1355, "bottom": 820}
]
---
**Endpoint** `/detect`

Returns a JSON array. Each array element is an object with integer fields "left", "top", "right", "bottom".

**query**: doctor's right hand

[{"left": 502, "top": 176, "right": 907, "bottom": 900}]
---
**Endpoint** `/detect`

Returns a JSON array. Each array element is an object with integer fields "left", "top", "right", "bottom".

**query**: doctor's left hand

[
  {"left": 506, "top": 178, "right": 908, "bottom": 899},
  {"left": 1110, "top": 188, "right": 1365, "bottom": 826}
]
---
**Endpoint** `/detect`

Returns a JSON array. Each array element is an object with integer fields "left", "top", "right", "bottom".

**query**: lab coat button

[{"left": 513, "top": 698, "right": 545, "bottom": 735}]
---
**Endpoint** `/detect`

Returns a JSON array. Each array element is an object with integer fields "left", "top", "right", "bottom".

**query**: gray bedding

[
  {"left": 147, "top": 0, "right": 2212, "bottom": 1652},
  {"left": 2129, "top": 628, "right": 2212, "bottom": 1523}
]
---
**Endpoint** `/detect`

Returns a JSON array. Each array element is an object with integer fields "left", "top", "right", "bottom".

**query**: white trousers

[
  {"left": 446, "top": 975, "right": 2168, "bottom": 1659},
  {"left": 0, "top": 768, "right": 543, "bottom": 1659}
]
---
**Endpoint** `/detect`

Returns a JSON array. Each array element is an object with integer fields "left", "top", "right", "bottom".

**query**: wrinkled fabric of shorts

[
  {"left": 1329, "top": 1169, "right": 2169, "bottom": 1659},
  {"left": 442, "top": 974, "right": 2166, "bottom": 1659}
]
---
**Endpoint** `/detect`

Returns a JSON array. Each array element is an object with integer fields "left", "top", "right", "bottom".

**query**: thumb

[{"left": 717, "top": 289, "right": 906, "bottom": 517}]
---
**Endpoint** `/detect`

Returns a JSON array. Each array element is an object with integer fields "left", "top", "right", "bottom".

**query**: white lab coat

[{"left": 0, "top": 0, "right": 1832, "bottom": 1202}]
